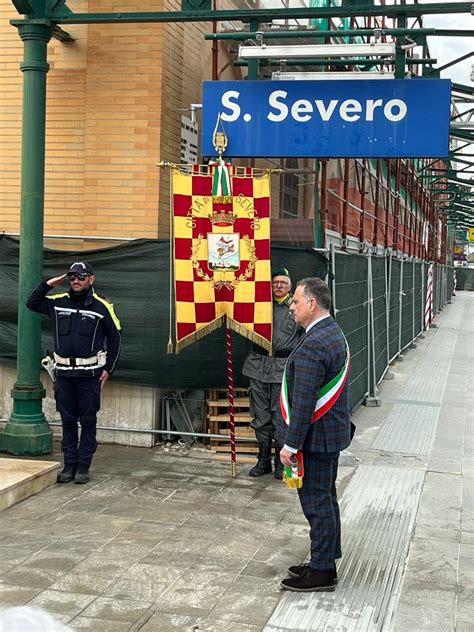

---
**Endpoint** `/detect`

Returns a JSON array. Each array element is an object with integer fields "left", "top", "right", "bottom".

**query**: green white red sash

[
  {"left": 280, "top": 336, "right": 350, "bottom": 427},
  {"left": 280, "top": 335, "right": 350, "bottom": 489}
]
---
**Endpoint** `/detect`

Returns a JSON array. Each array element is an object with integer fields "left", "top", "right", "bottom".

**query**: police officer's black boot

[
  {"left": 74, "top": 464, "right": 90, "bottom": 484},
  {"left": 57, "top": 464, "right": 76, "bottom": 484},
  {"left": 249, "top": 437, "right": 272, "bottom": 477},
  {"left": 274, "top": 443, "right": 284, "bottom": 480}
]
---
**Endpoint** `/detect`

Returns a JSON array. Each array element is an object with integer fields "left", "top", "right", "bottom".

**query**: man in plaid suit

[{"left": 277, "top": 277, "right": 352, "bottom": 592}]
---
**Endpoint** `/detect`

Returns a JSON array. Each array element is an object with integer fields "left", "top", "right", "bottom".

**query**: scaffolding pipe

[
  {"left": 204, "top": 27, "right": 467, "bottom": 41},
  {"left": 373, "top": 159, "right": 382, "bottom": 247},
  {"left": 359, "top": 159, "right": 367, "bottom": 250},
  {"left": 393, "top": 160, "right": 402, "bottom": 252},
  {"left": 398, "top": 258, "right": 404, "bottom": 355},
  {"left": 385, "top": 252, "right": 392, "bottom": 367},
  {"left": 384, "top": 159, "right": 392, "bottom": 251},
  {"left": 320, "top": 159, "right": 328, "bottom": 248},
  {"left": 36, "top": 423, "right": 257, "bottom": 442},
  {"left": 4, "top": 232, "right": 134, "bottom": 242},
  {"left": 342, "top": 159, "right": 350, "bottom": 250}
]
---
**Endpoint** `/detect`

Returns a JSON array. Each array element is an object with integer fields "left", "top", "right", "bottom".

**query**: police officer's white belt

[{"left": 53, "top": 351, "right": 107, "bottom": 369}]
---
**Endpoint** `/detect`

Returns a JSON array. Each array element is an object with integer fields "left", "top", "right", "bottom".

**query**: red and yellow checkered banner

[{"left": 172, "top": 165, "right": 272, "bottom": 353}]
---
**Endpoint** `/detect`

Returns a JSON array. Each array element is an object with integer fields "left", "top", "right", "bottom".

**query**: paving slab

[{"left": 0, "top": 292, "right": 471, "bottom": 631}]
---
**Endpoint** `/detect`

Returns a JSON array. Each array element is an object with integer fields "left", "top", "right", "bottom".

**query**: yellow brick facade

[{"left": 0, "top": 1, "right": 225, "bottom": 246}]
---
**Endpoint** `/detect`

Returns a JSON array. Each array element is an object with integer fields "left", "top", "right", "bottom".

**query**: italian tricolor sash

[
  {"left": 280, "top": 337, "right": 350, "bottom": 427},
  {"left": 280, "top": 336, "right": 350, "bottom": 489}
]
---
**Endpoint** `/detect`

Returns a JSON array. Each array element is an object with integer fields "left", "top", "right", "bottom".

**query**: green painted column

[{"left": 0, "top": 21, "right": 53, "bottom": 455}]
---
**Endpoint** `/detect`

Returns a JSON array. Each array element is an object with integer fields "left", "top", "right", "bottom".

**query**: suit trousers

[
  {"left": 298, "top": 450, "right": 341, "bottom": 571},
  {"left": 54, "top": 376, "right": 101, "bottom": 466}
]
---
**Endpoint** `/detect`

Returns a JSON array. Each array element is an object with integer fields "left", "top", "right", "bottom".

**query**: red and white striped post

[{"left": 424, "top": 264, "right": 434, "bottom": 330}]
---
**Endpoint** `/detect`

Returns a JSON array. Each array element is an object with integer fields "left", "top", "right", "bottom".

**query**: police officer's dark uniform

[
  {"left": 242, "top": 268, "right": 300, "bottom": 478},
  {"left": 27, "top": 261, "right": 121, "bottom": 484}
]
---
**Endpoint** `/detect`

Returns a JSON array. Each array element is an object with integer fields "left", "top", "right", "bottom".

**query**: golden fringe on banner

[
  {"left": 226, "top": 317, "right": 272, "bottom": 355},
  {"left": 174, "top": 316, "right": 225, "bottom": 354},
  {"left": 174, "top": 316, "right": 272, "bottom": 355}
]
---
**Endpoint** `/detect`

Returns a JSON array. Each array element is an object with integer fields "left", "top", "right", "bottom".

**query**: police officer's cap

[
  {"left": 272, "top": 267, "right": 290, "bottom": 279},
  {"left": 67, "top": 261, "right": 94, "bottom": 276}
]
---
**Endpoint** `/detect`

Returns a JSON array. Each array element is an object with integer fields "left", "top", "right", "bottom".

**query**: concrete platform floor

[{"left": 0, "top": 291, "right": 472, "bottom": 631}]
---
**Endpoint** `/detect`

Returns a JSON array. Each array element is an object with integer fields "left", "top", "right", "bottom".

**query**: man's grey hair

[{"left": 297, "top": 277, "right": 332, "bottom": 311}]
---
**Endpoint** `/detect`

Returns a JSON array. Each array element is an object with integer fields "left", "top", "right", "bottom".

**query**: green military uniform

[{"left": 243, "top": 292, "right": 300, "bottom": 477}]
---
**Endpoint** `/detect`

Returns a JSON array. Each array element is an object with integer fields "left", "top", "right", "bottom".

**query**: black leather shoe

[
  {"left": 288, "top": 562, "right": 338, "bottom": 584},
  {"left": 248, "top": 461, "right": 272, "bottom": 477},
  {"left": 281, "top": 568, "right": 336, "bottom": 592},
  {"left": 274, "top": 463, "right": 284, "bottom": 480},
  {"left": 74, "top": 465, "right": 90, "bottom": 484},
  {"left": 57, "top": 464, "right": 76, "bottom": 484}
]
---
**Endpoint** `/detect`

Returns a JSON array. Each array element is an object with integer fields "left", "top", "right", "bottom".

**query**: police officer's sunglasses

[{"left": 67, "top": 272, "right": 89, "bottom": 281}]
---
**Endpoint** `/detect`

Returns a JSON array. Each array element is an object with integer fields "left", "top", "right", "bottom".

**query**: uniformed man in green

[{"left": 243, "top": 268, "right": 300, "bottom": 479}]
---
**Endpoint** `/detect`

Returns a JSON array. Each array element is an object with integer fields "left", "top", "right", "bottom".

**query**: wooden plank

[
  {"left": 216, "top": 427, "right": 254, "bottom": 437},
  {"left": 208, "top": 413, "right": 253, "bottom": 422},
  {"left": 207, "top": 397, "right": 250, "bottom": 407}
]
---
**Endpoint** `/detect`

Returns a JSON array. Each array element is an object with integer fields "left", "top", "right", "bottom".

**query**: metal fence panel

[
  {"left": 334, "top": 252, "right": 369, "bottom": 410},
  {"left": 388, "top": 258, "right": 401, "bottom": 361},
  {"left": 400, "top": 260, "right": 414, "bottom": 349},
  {"left": 372, "top": 255, "right": 388, "bottom": 385},
  {"left": 414, "top": 262, "right": 423, "bottom": 338}
]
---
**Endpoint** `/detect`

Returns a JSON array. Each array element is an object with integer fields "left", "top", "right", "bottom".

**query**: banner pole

[{"left": 226, "top": 325, "right": 237, "bottom": 478}]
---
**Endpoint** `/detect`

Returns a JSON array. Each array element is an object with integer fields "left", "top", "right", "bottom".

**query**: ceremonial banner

[{"left": 172, "top": 166, "right": 272, "bottom": 353}]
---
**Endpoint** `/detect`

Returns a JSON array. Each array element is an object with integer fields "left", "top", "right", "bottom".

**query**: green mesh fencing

[
  {"left": 0, "top": 236, "right": 328, "bottom": 389},
  {"left": 447, "top": 266, "right": 455, "bottom": 298},
  {"left": 433, "top": 264, "right": 440, "bottom": 314},
  {"left": 400, "top": 261, "right": 414, "bottom": 349},
  {"left": 454, "top": 268, "right": 474, "bottom": 291},
  {"left": 0, "top": 233, "right": 457, "bottom": 413},
  {"left": 414, "top": 262, "right": 424, "bottom": 337},
  {"left": 371, "top": 255, "right": 389, "bottom": 386},
  {"left": 333, "top": 252, "right": 369, "bottom": 410},
  {"left": 387, "top": 258, "right": 401, "bottom": 361}
]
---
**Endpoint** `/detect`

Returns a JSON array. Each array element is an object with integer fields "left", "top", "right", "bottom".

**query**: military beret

[{"left": 272, "top": 267, "right": 290, "bottom": 279}]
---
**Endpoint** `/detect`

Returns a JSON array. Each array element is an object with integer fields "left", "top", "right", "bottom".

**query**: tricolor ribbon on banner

[
  {"left": 280, "top": 337, "right": 351, "bottom": 489},
  {"left": 208, "top": 157, "right": 232, "bottom": 196}
]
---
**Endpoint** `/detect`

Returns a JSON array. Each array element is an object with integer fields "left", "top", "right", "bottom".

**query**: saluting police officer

[
  {"left": 242, "top": 267, "right": 301, "bottom": 479},
  {"left": 27, "top": 262, "right": 121, "bottom": 484}
]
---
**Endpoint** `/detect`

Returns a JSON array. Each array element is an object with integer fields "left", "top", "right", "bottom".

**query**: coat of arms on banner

[
  {"left": 172, "top": 166, "right": 272, "bottom": 353},
  {"left": 208, "top": 233, "right": 240, "bottom": 270}
]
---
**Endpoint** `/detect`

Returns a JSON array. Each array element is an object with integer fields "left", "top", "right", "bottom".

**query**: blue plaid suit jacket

[{"left": 277, "top": 316, "right": 352, "bottom": 454}]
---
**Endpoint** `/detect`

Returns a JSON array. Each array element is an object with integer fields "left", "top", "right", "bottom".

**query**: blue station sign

[{"left": 201, "top": 79, "right": 451, "bottom": 158}]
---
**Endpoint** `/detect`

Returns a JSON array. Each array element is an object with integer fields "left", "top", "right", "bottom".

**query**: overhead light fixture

[
  {"left": 272, "top": 71, "right": 395, "bottom": 81},
  {"left": 239, "top": 43, "right": 396, "bottom": 60}
]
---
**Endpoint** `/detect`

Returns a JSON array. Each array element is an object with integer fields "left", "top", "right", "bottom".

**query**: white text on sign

[{"left": 220, "top": 90, "right": 408, "bottom": 124}]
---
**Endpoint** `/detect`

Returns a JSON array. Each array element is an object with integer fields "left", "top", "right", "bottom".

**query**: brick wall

[{"left": 0, "top": 0, "right": 216, "bottom": 245}]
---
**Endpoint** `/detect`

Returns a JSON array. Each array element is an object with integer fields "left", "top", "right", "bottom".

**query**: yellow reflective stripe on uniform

[
  {"left": 93, "top": 292, "right": 122, "bottom": 331},
  {"left": 46, "top": 292, "right": 69, "bottom": 300}
]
